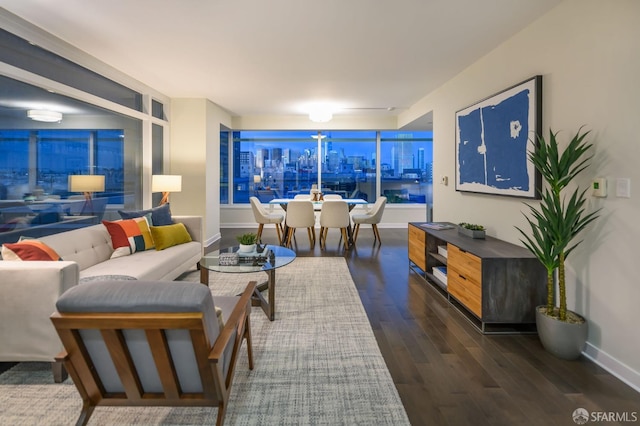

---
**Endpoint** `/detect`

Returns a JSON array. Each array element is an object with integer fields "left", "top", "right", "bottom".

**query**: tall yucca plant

[{"left": 516, "top": 128, "right": 600, "bottom": 321}]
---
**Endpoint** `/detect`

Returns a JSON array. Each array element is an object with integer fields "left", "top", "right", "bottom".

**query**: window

[
  {"left": 319, "top": 131, "right": 376, "bottom": 201},
  {"left": 232, "top": 131, "right": 316, "bottom": 203},
  {"left": 225, "top": 130, "right": 432, "bottom": 205},
  {"left": 220, "top": 131, "right": 230, "bottom": 204},
  {"left": 151, "top": 100, "right": 165, "bottom": 120},
  {"left": 1, "top": 129, "right": 125, "bottom": 200},
  {"left": 1, "top": 26, "right": 165, "bottom": 242},
  {"left": 380, "top": 131, "right": 433, "bottom": 204},
  {"left": 0, "top": 74, "right": 143, "bottom": 243}
]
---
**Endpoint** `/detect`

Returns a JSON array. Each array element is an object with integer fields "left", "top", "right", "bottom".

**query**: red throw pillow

[{"left": 1, "top": 240, "right": 61, "bottom": 261}]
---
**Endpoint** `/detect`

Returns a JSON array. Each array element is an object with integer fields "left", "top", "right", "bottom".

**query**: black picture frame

[{"left": 455, "top": 75, "right": 542, "bottom": 199}]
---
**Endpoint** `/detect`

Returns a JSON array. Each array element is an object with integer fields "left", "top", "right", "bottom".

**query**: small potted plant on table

[
  {"left": 236, "top": 232, "right": 258, "bottom": 253},
  {"left": 458, "top": 222, "right": 485, "bottom": 239}
]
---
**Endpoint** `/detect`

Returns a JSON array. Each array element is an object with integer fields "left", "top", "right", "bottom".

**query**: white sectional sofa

[{"left": 0, "top": 215, "right": 203, "bottom": 381}]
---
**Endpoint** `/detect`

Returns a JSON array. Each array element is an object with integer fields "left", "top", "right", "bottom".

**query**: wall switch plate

[
  {"left": 592, "top": 177, "right": 607, "bottom": 197},
  {"left": 616, "top": 178, "right": 631, "bottom": 198}
]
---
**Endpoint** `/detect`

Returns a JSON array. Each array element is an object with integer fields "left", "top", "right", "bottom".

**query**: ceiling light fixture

[
  {"left": 308, "top": 106, "right": 333, "bottom": 123},
  {"left": 27, "top": 109, "right": 62, "bottom": 122}
]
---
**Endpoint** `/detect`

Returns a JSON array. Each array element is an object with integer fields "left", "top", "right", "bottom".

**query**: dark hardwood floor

[
  {"left": 3, "top": 226, "right": 637, "bottom": 425},
  {"left": 217, "top": 226, "right": 639, "bottom": 426}
]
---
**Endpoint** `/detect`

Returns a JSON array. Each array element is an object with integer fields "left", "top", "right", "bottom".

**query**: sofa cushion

[
  {"left": 1, "top": 239, "right": 61, "bottom": 261},
  {"left": 102, "top": 217, "right": 154, "bottom": 258},
  {"left": 38, "top": 224, "right": 113, "bottom": 271},
  {"left": 80, "top": 240, "right": 200, "bottom": 281},
  {"left": 118, "top": 203, "right": 173, "bottom": 226},
  {"left": 150, "top": 222, "right": 192, "bottom": 250}
]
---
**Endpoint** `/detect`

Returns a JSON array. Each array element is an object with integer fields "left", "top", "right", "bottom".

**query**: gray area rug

[{"left": 0, "top": 257, "right": 409, "bottom": 425}]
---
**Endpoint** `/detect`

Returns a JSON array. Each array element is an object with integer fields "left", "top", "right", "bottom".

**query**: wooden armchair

[{"left": 50, "top": 279, "right": 256, "bottom": 426}]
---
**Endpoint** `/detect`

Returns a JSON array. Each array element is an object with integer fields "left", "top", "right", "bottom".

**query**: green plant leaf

[{"left": 517, "top": 126, "right": 599, "bottom": 321}]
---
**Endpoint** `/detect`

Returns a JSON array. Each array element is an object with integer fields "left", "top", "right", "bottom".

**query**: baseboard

[
  {"left": 204, "top": 232, "right": 221, "bottom": 248},
  {"left": 583, "top": 342, "right": 640, "bottom": 393}
]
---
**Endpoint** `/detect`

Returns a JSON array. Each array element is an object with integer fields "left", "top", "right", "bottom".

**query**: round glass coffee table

[{"left": 199, "top": 244, "right": 296, "bottom": 321}]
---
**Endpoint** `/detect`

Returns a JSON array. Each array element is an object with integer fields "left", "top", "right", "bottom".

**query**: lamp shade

[
  {"left": 152, "top": 175, "right": 182, "bottom": 192},
  {"left": 68, "top": 175, "right": 105, "bottom": 192},
  {"left": 253, "top": 175, "right": 262, "bottom": 184}
]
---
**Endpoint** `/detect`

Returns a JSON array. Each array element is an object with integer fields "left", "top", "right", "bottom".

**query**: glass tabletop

[{"left": 199, "top": 244, "right": 296, "bottom": 273}]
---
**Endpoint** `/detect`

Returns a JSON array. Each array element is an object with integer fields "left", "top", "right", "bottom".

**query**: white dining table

[{"left": 268, "top": 198, "right": 369, "bottom": 212}]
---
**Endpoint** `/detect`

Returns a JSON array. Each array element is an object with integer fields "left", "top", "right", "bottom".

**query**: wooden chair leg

[
  {"left": 256, "top": 223, "right": 264, "bottom": 242},
  {"left": 311, "top": 227, "right": 316, "bottom": 247},
  {"left": 275, "top": 223, "right": 283, "bottom": 245},
  {"left": 77, "top": 401, "right": 96, "bottom": 426},
  {"left": 319, "top": 227, "right": 324, "bottom": 249},
  {"left": 353, "top": 223, "right": 361, "bottom": 244},
  {"left": 244, "top": 313, "right": 254, "bottom": 370},
  {"left": 286, "top": 227, "right": 294, "bottom": 248},
  {"left": 52, "top": 360, "right": 67, "bottom": 383},
  {"left": 216, "top": 400, "right": 227, "bottom": 426},
  {"left": 341, "top": 228, "right": 350, "bottom": 250},
  {"left": 372, "top": 224, "right": 381, "bottom": 244},
  {"left": 307, "top": 227, "right": 313, "bottom": 247}
]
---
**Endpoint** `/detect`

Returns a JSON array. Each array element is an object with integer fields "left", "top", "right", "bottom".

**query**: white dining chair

[
  {"left": 319, "top": 200, "right": 350, "bottom": 250},
  {"left": 294, "top": 193, "right": 312, "bottom": 200},
  {"left": 249, "top": 196, "right": 284, "bottom": 245},
  {"left": 284, "top": 200, "right": 316, "bottom": 248},
  {"left": 351, "top": 196, "right": 387, "bottom": 245},
  {"left": 323, "top": 194, "right": 343, "bottom": 200}
]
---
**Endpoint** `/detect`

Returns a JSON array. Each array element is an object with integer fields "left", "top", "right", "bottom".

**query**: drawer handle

[{"left": 458, "top": 274, "right": 467, "bottom": 280}]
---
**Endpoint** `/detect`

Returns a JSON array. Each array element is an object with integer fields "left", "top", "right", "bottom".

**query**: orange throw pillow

[{"left": 1, "top": 240, "right": 61, "bottom": 261}]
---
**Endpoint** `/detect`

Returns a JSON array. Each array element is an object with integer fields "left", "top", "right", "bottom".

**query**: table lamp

[
  {"left": 152, "top": 175, "right": 182, "bottom": 205},
  {"left": 68, "top": 175, "right": 105, "bottom": 214}
]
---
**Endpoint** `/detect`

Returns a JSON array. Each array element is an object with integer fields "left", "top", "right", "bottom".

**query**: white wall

[
  {"left": 170, "top": 98, "right": 231, "bottom": 246},
  {"left": 400, "top": 0, "right": 640, "bottom": 390}
]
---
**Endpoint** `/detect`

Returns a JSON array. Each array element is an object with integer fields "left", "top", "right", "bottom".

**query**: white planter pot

[{"left": 238, "top": 243, "right": 256, "bottom": 253}]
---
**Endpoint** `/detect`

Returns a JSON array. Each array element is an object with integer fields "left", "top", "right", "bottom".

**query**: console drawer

[
  {"left": 447, "top": 243, "right": 481, "bottom": 284},
  {"left": 408, "top": 225, "right": 426, "bottom": 269},
  {"left": 448, "top": 269, "right": 482, "bottom": 317}
]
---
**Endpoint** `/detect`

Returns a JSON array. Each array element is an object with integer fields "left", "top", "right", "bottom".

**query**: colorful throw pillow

[
  {"left": 1, "top": 239, "right": 61, "bottom": 261},
  {"left": 102, "top": 217, "right": 155, "bottom": 259},
  {"left": 117, "top": 203, "right": 173, "bottom": 226},
  {"left": 150, "top": 222, "right": 192, "bottom": 251}
]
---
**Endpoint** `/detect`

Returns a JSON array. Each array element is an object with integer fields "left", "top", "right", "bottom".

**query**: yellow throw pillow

[{"left": 150, "top": 222, "right": 192, "bottom": 250}]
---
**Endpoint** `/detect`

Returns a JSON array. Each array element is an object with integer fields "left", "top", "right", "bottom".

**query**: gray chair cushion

[{"left": 56, "top": 280, "right": 221, "bottom": 393}]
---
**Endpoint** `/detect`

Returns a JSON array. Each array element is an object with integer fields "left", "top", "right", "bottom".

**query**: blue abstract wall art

[{"left": 455, "top": 76, "right": 542, "bottom": 198}]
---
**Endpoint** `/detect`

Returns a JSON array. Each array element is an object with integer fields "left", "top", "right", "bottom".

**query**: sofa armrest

[
  {"left": 172, "top": 216, "right": 203, "bottom": 245},
  {"left": 0, "top": 261, "right": 79, "bottom": 361}
]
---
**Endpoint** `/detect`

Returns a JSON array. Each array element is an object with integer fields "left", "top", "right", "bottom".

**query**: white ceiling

[{"left": 0, "top": 0, "right": 562, "bottom": 123}]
